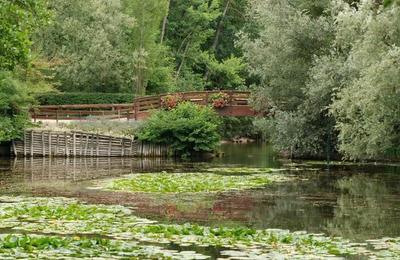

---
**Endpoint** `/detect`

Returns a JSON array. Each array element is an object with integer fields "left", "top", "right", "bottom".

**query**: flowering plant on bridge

[
  {"left": 208, "top": 92, "right": 229, "bottom": 108},
  {"left": 160, "top": 94, "right": 183, "bottom": 110}
]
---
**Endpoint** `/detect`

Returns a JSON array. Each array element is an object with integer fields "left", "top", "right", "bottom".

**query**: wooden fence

[
  {"left": 30, "top": 90, "right": 256, "bottom": 121},
  {"left": 11, "top": 130, "right": 169, "bottom": 158}
]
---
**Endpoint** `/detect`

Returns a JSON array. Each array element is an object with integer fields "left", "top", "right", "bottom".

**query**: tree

[
  {"left": 239, "top": 0, "right": 334, "bottom": 111},
  {"left": 0, "top": 0, "right": 49, "bottom": 142},
  {"left": 123, "top": 0, "right": 175, "bottom": 95},
  {"left": 165, "top": 0, "right": 248, "bottom": 92},
  {"left": 240, "top": 0, "right": 335, "bottom": 158},
  {"left": 35, "top": 0, "right": 136, "bottom": 93},
  {"left": 330, "top": 1, "right": 400, "bottom": 160},
  {"left": 0, "top": 0, "right": 49, "bottom": 71}
]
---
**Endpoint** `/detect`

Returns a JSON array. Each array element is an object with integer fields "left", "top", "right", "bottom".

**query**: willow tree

[
  {"left": 35, "top": 0, "right": 136, "bottom": 93},
  {"left": 239, "top": 0, "right": 335, "bottom": 158},
  {"left": 330, "top": 0, "right": 400, "bottom": 160}
]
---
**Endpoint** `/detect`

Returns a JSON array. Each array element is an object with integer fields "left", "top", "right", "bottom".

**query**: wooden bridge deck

[{"left": 30, "top": 90, "right": 256, "bottom": 121}]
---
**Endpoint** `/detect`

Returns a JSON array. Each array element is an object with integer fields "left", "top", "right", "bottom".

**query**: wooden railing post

[
  {"left": 32, "top": 109, "right": 36, "bottom": 123},
  {"left": 228, "top": 90, "right": 233, "bottom": 106},
  {"left": 134, "top": 101, "right": 138, "bottom": 120}
]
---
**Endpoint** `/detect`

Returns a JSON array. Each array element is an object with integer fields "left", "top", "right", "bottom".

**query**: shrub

[
  {"left": 36, "top": 92, "right": 135, "bottom": 105},
  {"left": 208, "top": 92, "right": 229, "bottom": 108},
  {"left": 137, "top": 102, "right": 220, "bottom": 158},
  {"left": 0, "top": 71, "right": 33, "bottom": 142},
  {"left": 160, "top": 94, "right": 183, "bottom": 110}
]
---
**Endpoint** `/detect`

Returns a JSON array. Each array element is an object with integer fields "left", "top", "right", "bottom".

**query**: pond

[{"left": 0, "top": 143, "right": 400, "bottom": 259}]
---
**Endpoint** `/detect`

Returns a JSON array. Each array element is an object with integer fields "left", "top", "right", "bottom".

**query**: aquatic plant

[
  {"left": 0, "top": 234, "right": 203, "bottom": 259},
  {"left": 206, "top": 167, "right": 274, "bottom": 175},
  {"left": 105, "top": 172, "right": 274, "bottom": 193},
  {"left": 0, "top": 196, "right": 400, "bottom": 259}
]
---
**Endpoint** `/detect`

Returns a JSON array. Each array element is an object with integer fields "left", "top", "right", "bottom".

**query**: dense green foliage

[
  {"left": 137, "top": 102, "right": 220, "bottom": 158},
  {"left": 36, "top": 92, "right": 135, "bottom": 105},
  {"left": 0, "top": 0, "right": 49, "bottom": 71},
  {"left": 35, "top": 0, "right": 136, "bottom": 93},
  {"left": 219, "top": 116, "right": 259, "bottom": 140},
  {"left": 0, "top": 72, "right": 33, "bottom": 142},
  {"left": 0, "top": 0, "right": 50, "bottom": 142},
  {"left": 330, "top": 1, "right": 400, "bottom": 159},
  {"left": 34, "top": 0, "right": 249, "bottom": 95},
  {"left": 242, "top": 0, "right": 400, "bottom": 160}
]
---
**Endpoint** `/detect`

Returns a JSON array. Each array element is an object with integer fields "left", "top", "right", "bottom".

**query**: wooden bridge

[{"left": 30, "top": 90, "right": 256, "bottom": 121}]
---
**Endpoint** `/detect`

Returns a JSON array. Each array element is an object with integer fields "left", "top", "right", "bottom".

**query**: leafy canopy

[
  {"left": 0, "top": 72, "right": 34, "bottom": 142},
  {"left": 0, "top": 0, "right": 49, "bottom": 71},
  {"left": 137, "top": 102, "right": 220, "bottom": 158}
]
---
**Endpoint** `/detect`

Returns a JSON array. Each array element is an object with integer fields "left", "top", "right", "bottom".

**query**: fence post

[
  {"left": 33, "top": 109, "right": 36, "bottom": 123},
  {"left": 96, "top": 134, "right": 99, "bottom": 157},
  {"left": 23, "top": 131, "right": 26, "bottom": 157},
  {"left": 108, "top": 136, "right": 112, "bottom": 157},
  {"left": 48, "top": 131, "right": 52, "bottom": 157},
  {"left": 30, "top": 131, "right": 34, "bottom": 157},
  {"left": 73, "top": 132, "right": 76, "bottom": 157},
  {"left": 134, "top": 100, "right": 138, "bottom": 120},
  {"left": 65, "top": 132, "right": 69, "bottom": 157},
  {"left": 42, "top": 131, "right": 45, "bottom": 157}
]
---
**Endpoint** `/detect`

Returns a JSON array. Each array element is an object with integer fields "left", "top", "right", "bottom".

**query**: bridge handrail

[{"left": 30, "top": 90, "right": 252, "bottom": 121}]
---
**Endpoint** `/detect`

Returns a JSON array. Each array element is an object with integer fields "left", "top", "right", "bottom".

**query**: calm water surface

[{"left": 0, "top": 143, "right": 400, "bottom": 242}]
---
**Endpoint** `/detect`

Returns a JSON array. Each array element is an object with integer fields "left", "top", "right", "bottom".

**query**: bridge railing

[
  {"left": 31, "top": 104, "right": 135, "bottom": 121},
  {"left": 31, "top": 90, "right": 253, "bottom": 121}
]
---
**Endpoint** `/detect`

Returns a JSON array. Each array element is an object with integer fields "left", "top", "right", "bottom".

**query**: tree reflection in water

[{"left": 327, "top": 174, "right": 400, "bottom": 241}]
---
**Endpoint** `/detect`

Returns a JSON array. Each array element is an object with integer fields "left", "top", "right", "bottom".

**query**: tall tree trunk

[
  {"left": 135, "top": 4, "right": 146, "bottom": 96},
  {"left": 211, "top": 0, "right": 231, "bottom": 53},
  {"left": 176, "top": 41, "right": 191, "bottom": 79},
  {"left": 204, "top": 0, "right": 231, "bottom": 82},
  {"left": 160, "top": 0, "right": 170, "bottom": 44}
]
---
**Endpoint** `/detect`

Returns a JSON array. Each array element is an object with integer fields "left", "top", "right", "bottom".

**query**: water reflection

[
  {"left": 327, "top": 174, "right": 400, "bottom": 240},
  {"left": 0, "top": 144, "right": 400, "bottom": 242}
]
